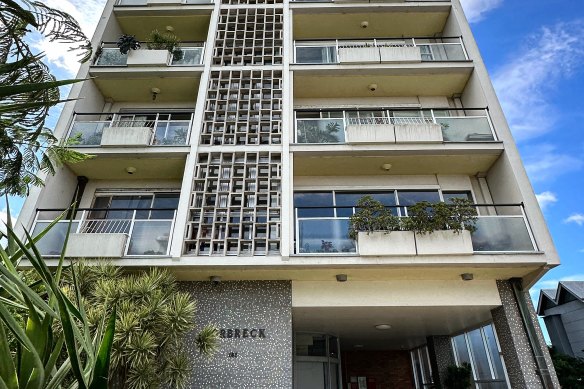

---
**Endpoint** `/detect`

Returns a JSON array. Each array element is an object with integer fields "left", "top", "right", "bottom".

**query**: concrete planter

[
  {"left": 358, "top": 231, "right": 416, "bottom": 256},
  {"left": 394, "top": 123, "right": 443, "bottom": 143},
  {"left": 415, "top": 230, "right": 473, "bottom": 255},
  {"left": 379, "top": 46, "right": 421, "bottom": 63},
  {"left": 65, "top": 233, "right": 127, "bottom": 258},
  {"left": 346, "top": 124, "right": 396, "bottom": 144},
  {"left": 338, "top": 47, "right": 380, "bottom": 64},
  {"left": 126, "top": 49, "right": 169, "bottom": 67},
  {"left": 101, "top": 126, "right": 153, "bottom": 147}
]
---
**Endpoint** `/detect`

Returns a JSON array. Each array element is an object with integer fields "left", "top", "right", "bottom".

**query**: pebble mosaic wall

[{"left": 180, "top": 281, "right": 293, "bottom": 388}]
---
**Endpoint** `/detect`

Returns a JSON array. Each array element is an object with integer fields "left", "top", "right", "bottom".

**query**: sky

[{"left": 3, "top": 0, "right": 584, "bottom": 306}]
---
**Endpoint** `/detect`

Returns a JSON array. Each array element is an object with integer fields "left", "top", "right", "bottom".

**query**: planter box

[
  {"left": 415, "top": 230, "right": 473, "bottom": 255},
  {"left": 338, "top": 47, "right": 380, "bottom": 64},
  {"left": 126, "top": 49, "right": 169, "bottom": 67},
  {"left": 379, "top": 46, "right": 421, "bottom": 63},
  {"left": 65, "top": 233, "right": 127, "bottom": 258},
  {"left": 346, "top": 124, "right": 396, "bottom": 144},
  {"left": 394, "top": 123, "right": 443, "bottom": 143},
  {"left": 101, "top": 126, "right": 153, "bottom": 147},
  {"left": 358, "top": 231, "right": 416, "bottom": 256}
]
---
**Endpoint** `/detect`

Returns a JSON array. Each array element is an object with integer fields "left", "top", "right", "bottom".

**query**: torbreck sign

[{"left": 220, "top": 328, "right": 266, "bottom": 339}]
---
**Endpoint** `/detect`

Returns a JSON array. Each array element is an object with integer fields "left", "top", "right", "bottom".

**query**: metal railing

[
  {"left": 291, "top": 0, "right": 447, "bottom": 2},
  {"left": 294, "top": 203, "right": 537, "bottom": 254},
  {"left": 295, "top": 108, "right": 497, "bottom": 144},
  {"left": 116, "top": 0, "right": 212, "bottom": 5},
  {"left": 93, "top": 42, "right": 205, "bottom": 67},
  {"left": 294, "top": 37, "right": 468, "bottom": 64},
  {"left": 67, "top": 112, "right": 194, "bottom": 146},
  {"left": 32, "top": 208, "right": 177, "bottom": 257}
]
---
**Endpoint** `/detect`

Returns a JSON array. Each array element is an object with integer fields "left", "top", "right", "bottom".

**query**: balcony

[
  {"left": 94, "top": 42, "right": 204, "bottom": 67},
  {"left": 294, "top": 204, "right": 537, "bottom": 255},
  {"left": 295, "top": 108, "right": 496, "bottom": 144},
  {"left": 68, "top": 112, "right": 193, "bottom": 147},
  {"left": 32, "top": 208, "right": 177, "bottom": 258},
  {"left": 294, "top": 37, "right": 468, "bottom": 64}
]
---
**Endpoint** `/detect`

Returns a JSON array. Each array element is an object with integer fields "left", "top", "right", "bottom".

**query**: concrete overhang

[
  {"left": 114, "top": 13, "right": 211, "bottom": 41},
  {"left": 292, "top": 5, "right": 451, "bottom": 39},
  {"left": 292, "top": 63, "right": 474, "bottom": 98},
  {"left": 65, "top": 147, "right": 188, "bottom": 179}
]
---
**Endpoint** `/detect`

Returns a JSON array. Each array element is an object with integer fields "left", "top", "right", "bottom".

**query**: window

[
  {"left": 452, "top": 324, "right": 509, "bottom": 388},
  {"left": 411, "top": 345, "right": 434, "bottom": 388}
]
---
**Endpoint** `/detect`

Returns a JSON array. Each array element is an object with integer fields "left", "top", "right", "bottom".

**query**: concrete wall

[{"left": 180, "top": 281, "right": 293, "bottom": 388}]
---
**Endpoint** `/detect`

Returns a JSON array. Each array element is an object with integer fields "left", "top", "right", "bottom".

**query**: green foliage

[
  {"left": 116, "top": 34, "right": 141, "bottom": 55},
  {"left": 348, "top": 196, "right": 401, "bottom": 240},
  {"left": 0, "top": 208, "right": 115, "bottom": 389},
  {"left": 0, "top": 0, "right": 93, "bottom": 196},
  {"left": 297, "top": 120, "right": 342, "bottom": 143},
  {"left": 348, "top": 196, "right": 478, "bottom": 239},
  {"left": 444, "top": 363, "right": 472, "bottom": 389},
  {"left": 549, "top": 347, "right": 584, "bottom": 389},
  {"left": 403, "top": 198, "right": 477, "bottom": 235},
  {"left": 64, "top": 264, "right": 218, "bottom": 389},
  {"left": 147, "top": 30, "right": 182, "bottom": 58}
]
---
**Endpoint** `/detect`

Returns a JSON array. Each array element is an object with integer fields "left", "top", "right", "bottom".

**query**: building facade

[
  {"left": 538, "top": 281, "right": 584, "bottom": 359},
  {"left": 17, "top": 0, "right": 562, "bottom": 387}
]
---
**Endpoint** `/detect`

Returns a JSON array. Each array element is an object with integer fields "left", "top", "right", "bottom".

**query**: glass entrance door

[{"left": 294, "top": 333, "right": 341, "bottom": 389}]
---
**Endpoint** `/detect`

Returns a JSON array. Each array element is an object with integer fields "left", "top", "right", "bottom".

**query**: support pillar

[
  {"left": 491, "top": 279, "right": 560, "bottom": 389},
  {"left": 427, "top": 335, "right": 455, "bottom": 388}
]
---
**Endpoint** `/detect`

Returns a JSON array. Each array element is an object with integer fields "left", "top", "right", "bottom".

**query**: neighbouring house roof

[{"left": 537, "top": 281, "right": 584, "bottom": 316}]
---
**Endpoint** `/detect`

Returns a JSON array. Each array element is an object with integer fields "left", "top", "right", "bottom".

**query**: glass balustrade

[
  {"left": 436, "top": 117, "right": 495, "bottom": 142},
  {"left": 95, "top": 48, "right": 127, "bottom": 66},
  {"left": 171, "top": 47, "right": 204, "bottom": 65},
  {"left": 295, "top": 207, "right": 535, "bottom": 254},
  {"left": 296, "top": 118, "right": 345, "bottom": 143},
  {"left": 68, "top": 122, "right": 108, "bottom": 146},
  {"left": 153, "top": 121, "right": 191, "bottom": 145},
  {"left": 32, "top": 209, "right": 176, "bottom": 257}
]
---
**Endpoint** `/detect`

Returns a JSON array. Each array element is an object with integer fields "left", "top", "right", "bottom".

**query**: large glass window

[
  {"left": 452, "top": 324, "right": 509, "bottom": 388},
  {"left": 294, "top": 333, "right": 340, "bottom": 389}
]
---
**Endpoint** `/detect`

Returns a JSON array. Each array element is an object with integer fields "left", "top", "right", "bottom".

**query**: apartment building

[{"left": 17, "top": 0, "right": 562, "bottom": 387}]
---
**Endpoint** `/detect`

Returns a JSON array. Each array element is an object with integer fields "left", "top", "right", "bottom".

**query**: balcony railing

[
  {"left": 32, "top": 208, "right": 177, "bottom": 257},
  {"left": 116, "top": 0, "right": 212, "bottom": 5},
  {"left": 93, "top": 42, "right": 204, "bottom": 67},
  {"left": 295, "top": 108, "right": 497, "bottom": 144},
  {"left": 294, "top": 37, "right": 468, "bottom": 64},
  {"left": 294, "top": 204, "right": 537, "bottom": 254},
  {"left": 67, "top": 112, "right": 193, "bottom": 147}
]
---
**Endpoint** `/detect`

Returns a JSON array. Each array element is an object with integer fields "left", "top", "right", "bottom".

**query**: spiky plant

[{"left": 64, "top": 264, "right": 218, "bottom": 389}]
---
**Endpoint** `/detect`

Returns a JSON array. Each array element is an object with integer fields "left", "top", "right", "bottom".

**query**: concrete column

[
  {"left": 491, "top": 280, "right": 560, "bottom": 389},
  {"left": 427, "top": 335, "right": 455, "bottom": 388}
]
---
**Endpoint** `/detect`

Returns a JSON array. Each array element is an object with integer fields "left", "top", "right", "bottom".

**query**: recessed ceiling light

[
  {"left": 375, "top": 324, "right": 392, "bottom": 330},
  {"left": 354, "top": 344, "right": 364, "bottom": 348}
]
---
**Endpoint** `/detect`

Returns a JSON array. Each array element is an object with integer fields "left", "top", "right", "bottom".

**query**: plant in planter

[
  {"left": 444, "top": 363, "right": 472, "bottom": 389},
  {"left": 348, "top": 196, "right": 401, "bottom": 239},
  {"left": 403, "top": 198, "right": 477, "bottom": 235},
  {"left": 117, "top": 34, "right": 141, "bottom": 54},
  {"left": 147, "top": 29, "right": 183, "bottom": 60}
]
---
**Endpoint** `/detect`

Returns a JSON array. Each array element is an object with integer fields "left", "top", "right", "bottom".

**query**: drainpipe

[
  {"left": 67, "top": 176, "right": 89, "bottom": 218},
  {"left": 510, "top": 278, "right": 555, "bottom": 389}
]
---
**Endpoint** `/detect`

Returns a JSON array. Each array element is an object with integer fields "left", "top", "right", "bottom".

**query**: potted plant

[
  {"left": 117, "top": 34, "right": 141, "bottom": 54},
  {"left": 444, "top": 363, "right": 472, "bottom": 389},
  {"left": 147, "top": 29, "right": 183, "bottom": 61},
  {"left": 404, "top": 198, "right": 477, "bottom": 255},
  {"left": 348, "top": 196, "right": 416, "bottom": 256}
]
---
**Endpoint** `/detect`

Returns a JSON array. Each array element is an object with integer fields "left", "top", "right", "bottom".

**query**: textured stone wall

[
  {"left": 180, "top": 281, "right": 293, "bottom": 388},
  {"left": 341, "top": 350, "right": 414, "bottom": 389},
  {"left": 427, "top": 335, "right": 455, "bottom": 387},
  {"left": 491, "top": 280, "right": 560, "bottom": 389}
]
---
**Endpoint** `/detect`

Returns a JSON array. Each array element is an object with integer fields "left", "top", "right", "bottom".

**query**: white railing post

[
  {"left": 335, "top": 39, "right": 340, "bottom": 63},
  {"left": 294, "top": 208, "right": 299, "bottom": 254},
  {"left": 76, "top": 210, "right": 85, "bottom": 233},
  {"left": 520, "top": 204, "right": 539, "bottom": 251},
  {"left": 459, "top": 36, "right": 470, "bottom": 60},
  {"left": 65, "top": 113, "right": 77, "bottom": 141},
  {"left": 124, "top": 210, "right": 137, "bottom": 256},
  {"left": 167, "top": 209, "right": 177, "bottom": 256},
  {"left": 485, "top": 109, "right": 498, "bottom": 141},
  {"left": 430, "top": 108, "right": 437, "bottom": 124}
]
